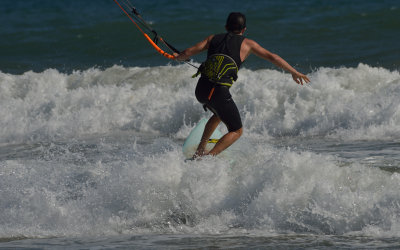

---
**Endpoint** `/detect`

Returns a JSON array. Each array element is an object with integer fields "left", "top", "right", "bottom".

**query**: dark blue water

[{"left": 1, "top": 0, "right": 399, "bottom": 74}]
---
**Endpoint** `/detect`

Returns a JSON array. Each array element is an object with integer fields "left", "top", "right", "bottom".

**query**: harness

[{"left": 192, "top": 53, "right": 239, "bottom": 100}]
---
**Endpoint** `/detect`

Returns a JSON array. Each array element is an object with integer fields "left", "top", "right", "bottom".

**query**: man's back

[{"left": 208, "top": 33, "right": 245, "bottom": 68}]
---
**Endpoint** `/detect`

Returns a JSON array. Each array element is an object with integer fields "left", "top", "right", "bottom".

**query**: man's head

[{"left": 225, "top": 12, "right": 246, "bottom": 34}]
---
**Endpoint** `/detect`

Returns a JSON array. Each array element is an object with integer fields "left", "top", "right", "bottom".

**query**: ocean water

[{"left": 1, "top": 0, "right": 400, "bottom": 249}]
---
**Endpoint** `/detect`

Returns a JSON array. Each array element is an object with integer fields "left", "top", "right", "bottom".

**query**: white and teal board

[{"left": 182, "top": 118, "right": 223, "bottom": 159}]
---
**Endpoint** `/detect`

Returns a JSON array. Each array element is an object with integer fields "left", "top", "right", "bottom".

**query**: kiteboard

[{"left": 182, "top": 118, "right": 223, "bottom": 159}]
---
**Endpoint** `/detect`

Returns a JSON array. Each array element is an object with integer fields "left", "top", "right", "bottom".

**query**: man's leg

[
  {"left": 207, "top": 127, "right": 242, "bottom": 156},
  {"left": 206, "top": 95, "right": 243, "bottom": 156},
  {"left": 194, "top": 114, "right": 221, "bottom": 157}
]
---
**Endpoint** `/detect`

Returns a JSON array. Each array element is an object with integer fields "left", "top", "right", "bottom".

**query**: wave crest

[{"left": 0, "top": 64, "right": 399, "bottom": 143}]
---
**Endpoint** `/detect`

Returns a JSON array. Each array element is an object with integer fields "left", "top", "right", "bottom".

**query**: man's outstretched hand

[{"left": 292, "top": 72, "right": 310, "bottom": 85}]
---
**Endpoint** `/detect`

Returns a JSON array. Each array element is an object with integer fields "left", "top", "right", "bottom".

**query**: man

[{"left": 175, "top": 12, "right": 310, "bottom": 159}]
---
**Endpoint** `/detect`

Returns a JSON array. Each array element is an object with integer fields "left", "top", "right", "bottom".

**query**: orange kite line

[{"left": 113, "top": 0, "right": 175, "bottom": 60}]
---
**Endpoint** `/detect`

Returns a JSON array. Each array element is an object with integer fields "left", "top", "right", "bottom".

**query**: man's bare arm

[
  {"left": 246, "top": 39, "right": 310, "bottom": 85},
  {"left": 175, "top": 35, "right": 214, "bottom": 61}
]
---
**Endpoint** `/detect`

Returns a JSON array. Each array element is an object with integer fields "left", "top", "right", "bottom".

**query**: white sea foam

[
  {"left": 1, "top": 139, "right": 399, "bottom": 238},
  {"left": 0, "top": 64, "right": 399, "bottom": 238},
  {"left": 237, "top": 64, "right": 400, "bottom": 140},
  {"left": 0, "top": 64, "right": 399, "bottom": 144}
]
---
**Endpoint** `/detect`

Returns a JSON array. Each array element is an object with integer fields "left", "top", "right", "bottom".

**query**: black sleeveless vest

[
  {"left": 207, "top": 32, "right": 245, "bottom": 68},
  {"left": 193, "top": 33, "right": 245, "bottom": 87}
]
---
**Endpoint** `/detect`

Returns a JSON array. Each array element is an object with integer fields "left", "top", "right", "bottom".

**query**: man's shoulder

[
  {"left": 242, "top": 37, "right": 258, "bottom": 47},
  {"left": 243, "top": 37, "right": 255, "bottom": 43}
]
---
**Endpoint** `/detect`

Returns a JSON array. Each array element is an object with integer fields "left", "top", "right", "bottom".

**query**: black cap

[{"left": 226, "top": 12, "right": 246, "bottom": 33}]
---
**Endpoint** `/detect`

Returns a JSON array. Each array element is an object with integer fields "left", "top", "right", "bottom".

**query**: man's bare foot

[{"left": 190, "top": 150, "right": 210, "bottom": 161}]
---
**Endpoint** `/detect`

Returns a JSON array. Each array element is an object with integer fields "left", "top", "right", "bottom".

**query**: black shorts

[{"left": 195, "top": 77, "right": 242, "bottom": 132}]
